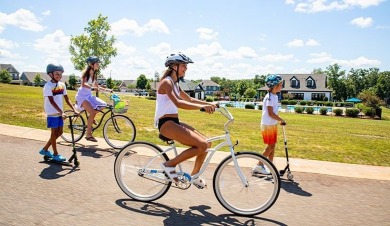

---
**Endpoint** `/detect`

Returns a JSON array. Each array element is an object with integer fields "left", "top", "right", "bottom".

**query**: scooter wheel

[
  {"left": 287, "top": 172, "right": 294, "bottom": 180},
  {"left": 75, "top": 160, "right": 80, "bottom": 167},
  {"left": 43, "top": 156, "right": 50, "bottom": 161}
]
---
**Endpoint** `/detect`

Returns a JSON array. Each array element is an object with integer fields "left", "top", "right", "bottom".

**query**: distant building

[
  {"left": 201, "top": 80, "right": 220, "bottom": 96},
  {"left": 20, "top": 71, "right": 77, "bottom": 86},
  {"left": 0, "top": 64, "right": 21, "bottom": 84},
  {"left": 118, "top": 80, "right": 137, "bottom": 92},
  {"left": 151, "top": 79, "right": 205, "bottom": 100},
  {"left": 258, "top": 74, "right": 332, "bottom": 101}
]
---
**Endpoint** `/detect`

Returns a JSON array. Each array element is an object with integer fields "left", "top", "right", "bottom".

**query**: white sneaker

[
  {"left": 252, "top": 165, "right": 270, "bottom": 175},
  {"left": 192, "top": 177, "right": 207, "bottom": 189}
]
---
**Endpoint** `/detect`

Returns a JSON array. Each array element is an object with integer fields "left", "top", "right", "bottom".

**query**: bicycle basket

[{"left": 114, "top": 101, "right": 128, "bottom": 113}]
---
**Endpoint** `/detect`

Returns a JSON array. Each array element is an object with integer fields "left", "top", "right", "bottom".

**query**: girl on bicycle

[
  {"left": 75, "top": 56, "right": 110, "bottom": 142},
  {"left": 155, "top": 53, "right": 217, "bottom": 188}
]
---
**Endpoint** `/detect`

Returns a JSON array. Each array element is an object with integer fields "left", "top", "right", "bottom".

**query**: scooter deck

[{"left": 43, "top": 156, "right": 73, "bottom": 166}]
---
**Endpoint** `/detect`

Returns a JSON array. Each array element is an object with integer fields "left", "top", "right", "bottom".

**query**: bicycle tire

[
  {"left": 213, "top": 152, "right": 281, "bottom": 216},
  {"left": 103, "top": 115, "right": 136, "bottom": 149},
  {"left": 114, "top": 142, "right": 171, "bottom": 202},
  {"left": 61, "top": 110, "right": 86, "bottom": 143}
]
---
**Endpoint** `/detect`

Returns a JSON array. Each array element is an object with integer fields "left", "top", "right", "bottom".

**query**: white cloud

[
  {"left": 237, "top": 46, "right": 258, "bottom": 58},
  {"left": 148, "top": 42, "right": 172, "bottom": 57},
  {"left": 285, "top": 0, "right": 295, "bottom": 5},
  {"left": 293, "top": 0, "right": 383, "bottom": 13},
  {"left": 0, "top": 9, "right": 45, "bottom": 33},
  {"left": 196, "top": 27, "right": 219, "bottom": 40},
  {"left": 307, "top": 52, "right": 381, "bottom": 68},
  {"left": 42, "top": 10, "right": 51, "bottom": 16},
  {"left": 287, "top": 38, "right": 319, "bottom": 47},
  {"left": 114, "top": 41, "right": 136, "bottom": 56},
  {"left": 0, "top": 49, "right": 23, "bottom": 59},
  {"left": 287, "top": 39, "right": 305, "bottom": 47},
  {"left": 110, "top": 18, "right": 169, "bottom": 37},
  {"left": 350, "top": 17, "right": 374, "bottom": 28},
  {"left": 259, "top": 53, "right": 295, "bottom": 62},
  {"left": 0, "top": 39, "right": 19, "bottom": 49},
  {"left": 186, "top": 42, "right": 226, "bottom": 58},
  {"left": 306, "top": 39, "right": 320, "bottom": 46},
  {"left": 33, "top": 30, "right": 70, "bottom": 58}
]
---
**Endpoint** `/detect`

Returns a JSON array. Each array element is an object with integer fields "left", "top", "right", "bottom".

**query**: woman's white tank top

[{"left": 154, "top": 76, "right": 180, "bottom": 127}]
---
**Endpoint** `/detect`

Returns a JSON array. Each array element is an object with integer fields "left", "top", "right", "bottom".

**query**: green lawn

[{"left": 1, "top": 84, "right": 389, "bottom": 166}]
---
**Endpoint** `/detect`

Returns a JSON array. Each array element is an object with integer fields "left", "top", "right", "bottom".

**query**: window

[
  {"left": 311, "top": 93, "right": 325, "bottom": 101},
  {"left": 307, "top": 80, "right": 313, "bottom": 87},
  {"left": 292, "top": 93, "right": 304, "bottom": 100}
]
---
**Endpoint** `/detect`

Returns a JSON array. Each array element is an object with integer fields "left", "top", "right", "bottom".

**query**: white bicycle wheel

[
  {"left": 114, "top": 142, "right": 171, "bottom": 202},
  {"left": 213, "top": 152, "right": 281, "bottom": 216},
  {"left": 103, "top": 115, "right": 136, "bottom": 149}
]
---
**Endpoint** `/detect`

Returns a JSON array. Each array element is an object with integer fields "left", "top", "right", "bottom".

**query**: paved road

[{"left": 1, "top": 135, "right": 389, "bottom": 226}]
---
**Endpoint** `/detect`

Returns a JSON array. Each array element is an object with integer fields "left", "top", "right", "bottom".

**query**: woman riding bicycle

[
  {"left": 75, "top": 56, "right": 110, "bottom": 142},
  {"left": 155, "top": 53, "right": 216, "bottom": 188}
]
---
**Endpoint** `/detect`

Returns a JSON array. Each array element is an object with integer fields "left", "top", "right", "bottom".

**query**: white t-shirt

[
  {"left": 261, "top": 92, "right": 279, "bottom": 125},
  {"left": 43, "top": 80, "right": 67, "bottom": 116}
]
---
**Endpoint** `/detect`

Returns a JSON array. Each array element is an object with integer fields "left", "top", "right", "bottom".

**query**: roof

[
  {"left": 201, "top": 80, "right": 220, "bottom": 87},
  {"left": 258, "top": 74, "right": 331, "bottom": 92},
  {"left": 21, "top": 71, "right": 77, "bottom": 84},
  {"left": 150, "top": 79, "right": 204, "bottom": 91},
  {"left": 0, "top": 64, "right": 19, "bottom": 73}
]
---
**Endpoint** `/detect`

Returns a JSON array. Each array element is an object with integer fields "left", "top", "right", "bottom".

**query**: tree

[
  {"left": 326, "top": 64, "right": 347, "bottom": 101},
  {"left": 376, "top": 71, "right": 390, "bottom": 100},
  {"left": 106, "top": 77, "right": 114, "bottom": 89},
  {"left": 69, "top": 14, "right": 117, "bottom": 72},
  {"left": 136, "top": 74, "right": 148, "bottom": 89},
  {"left": 210, "top": 76, "right": 222, "bottom": 84},
  {"left": 68, "top": 74, "right": 78, "bottom": 90},
  {"left": 0, "top": 70, "right": 11, "bottom": 83},
  {"left": 33, "top": 73, "right": 42, "bottom": 86}
]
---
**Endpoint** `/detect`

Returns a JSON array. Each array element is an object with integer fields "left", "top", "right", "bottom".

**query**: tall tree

[
  {"left": 136, "top": 74, "right": 148, "bottom": 89},
  {"left": 0, "top": 70, "right": 11, "bottom": 83},
  {"left": 69, "top": 14, "right": 117, "bottom": 73},
  {"left": 33, "top": 73, "right": 42, "bottom": 86},
  {"left": 326, "top": 64, "right": 346, "bottom": 101}
]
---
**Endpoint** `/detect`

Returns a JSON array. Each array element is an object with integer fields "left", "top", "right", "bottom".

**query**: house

[
  {"left": 151, "top": 79, "right": 205, "bottom": 100},
  {"left": 0, "top": 64, "right": 21, "bottom": 84},
  {"left": 201, "top": 80, "right": 220, "bottom": 96},
  {"left": 118, "top": 80, "right": 137, "bottom": 92},
  {"left": 258, "top": 74, "right": 332, "bottom": 101},
  {"left": 20, "top": 71, "right": 75, "bottom": 86}
]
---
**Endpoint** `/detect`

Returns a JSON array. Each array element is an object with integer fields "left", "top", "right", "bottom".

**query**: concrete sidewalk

[{"left": 1, "top": 123, "right": 389, "bottom": 181}]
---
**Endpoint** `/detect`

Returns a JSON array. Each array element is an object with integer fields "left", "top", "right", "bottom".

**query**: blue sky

[{"left": 1, "top": 0, "right": 389, "bottom": 80}]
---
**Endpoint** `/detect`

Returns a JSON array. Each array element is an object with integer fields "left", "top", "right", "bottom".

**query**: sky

[{"left": 1, "top": 0, "right": 389, "bottom": 81}]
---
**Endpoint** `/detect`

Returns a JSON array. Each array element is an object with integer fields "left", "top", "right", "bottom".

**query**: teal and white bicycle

[{"left": 114, "top": 106, "right": 280, "bottom": 216}]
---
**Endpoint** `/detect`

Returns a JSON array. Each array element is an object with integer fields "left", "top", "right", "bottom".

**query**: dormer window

[
  {"left": 290, "top": 77, "right": 299, "bottom": 87},
  {"left": 306, "top": 76, "right": 315, "bottom": 88}
]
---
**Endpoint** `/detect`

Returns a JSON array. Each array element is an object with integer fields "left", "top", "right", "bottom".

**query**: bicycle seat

[{"left": 159, "top": 134, "right": 174, "bottom": 144}]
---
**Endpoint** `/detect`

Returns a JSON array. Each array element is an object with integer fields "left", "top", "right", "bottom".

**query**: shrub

[
  {"left": 213, "top": 97, "right": 219, "bottom": 101},
  {"left": 146, "top": 96, "right": 156, "bottom": 100},
  {"left": 245, "top": 104, "right": 255, "bottom": 109},
  {"left": 288, "top": 100, "right": 297, "bottom": 105},
  {"left": 225, "top": 103, "right": 234, "bottom": 107},
  {"left": 323, "top": 96, "right": 329, "bottom": 101},
  {"left": 294, "top": 106, "right": 304, "bottom": 113},
  {"left": 325, "top": 102, "right": 333, "bottom": 107},
  {"left": 281, "top": 100, "right": 289, "bottom": 105},
  {"left": 362, "top": 107, "right": 375, "bottom": 117},
  {"left": 305, "top": 107, "right": 314, "bottom": 114},
  {"left": 300, "top": 101, "right": 307, "bottom": 106},
  {"left": 319, "top": 107, "right": 328, "bottom": 115},
  {"left": 333, "top": 108, "right": 343, "bottom": 116},
  {"left": 205, "top": 96, "right": 214, "bottom": 102},
  {"left": 257, "top": 105, "right": 262, "bottom": 110},
  {"left": 345, "top": 108, "right": 359, "bottom": 118}
]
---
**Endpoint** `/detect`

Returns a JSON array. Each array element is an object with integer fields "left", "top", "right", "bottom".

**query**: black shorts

[{"left": 158, "top": 117, "right": 180, "bottom": 131}]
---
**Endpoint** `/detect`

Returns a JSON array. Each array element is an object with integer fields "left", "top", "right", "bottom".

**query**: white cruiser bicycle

[{"left": 114, "top": 106, "right": 280, "bottom": 216}]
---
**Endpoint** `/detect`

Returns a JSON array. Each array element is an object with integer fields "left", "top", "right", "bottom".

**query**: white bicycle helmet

[{"left": 165, "top": 53, "right": 193, "bottom": 67}]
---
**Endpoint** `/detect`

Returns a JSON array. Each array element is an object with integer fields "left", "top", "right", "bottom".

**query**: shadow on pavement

[
  {"left": 116, "top": 199, "right": 287, "bottom": 226},
  {"left": 57, "top": 141, "right": 117, "bottom": 159},
  {"left": 39, "top": 162, "right": 79, "bottom": 180},
  {"left": 280, "top": 179, "right": 312, "bottom": 197}
]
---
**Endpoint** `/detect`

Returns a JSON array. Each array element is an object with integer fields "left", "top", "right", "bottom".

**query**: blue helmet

[
  {"left": 86, "top": 56, "right": 101, "bottom": 64},
  {"left": 265, "top": 74, "right": 283, "bottom": 88},
  {"left": 46, "top": 64, "right": 64, "bottom": 74},
  {"left": 165, "top": 53, "right": 193, "bottom": 67}
]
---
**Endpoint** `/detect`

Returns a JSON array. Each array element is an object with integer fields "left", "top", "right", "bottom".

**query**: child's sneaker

[
  {"left": 252, "top": 165, "right": 271, "bottom": 175},
  {"left": 52, "top": 154, "right": 66, "bottom": 162},
  {"left": 39, "top": 149, "right": 53, "bottom": 158}
]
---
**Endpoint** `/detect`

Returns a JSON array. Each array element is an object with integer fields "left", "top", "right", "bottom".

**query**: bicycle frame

[
  {"left": 146, "top": 107, "right": 249, "bottom": 187},
  {"left": 80, "top": 107, "right": 116, "bottom": 132}
]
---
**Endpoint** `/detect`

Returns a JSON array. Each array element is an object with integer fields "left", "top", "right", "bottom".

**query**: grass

[{"left": 1, "top": 84, "right": 389, "bottom": 166}]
